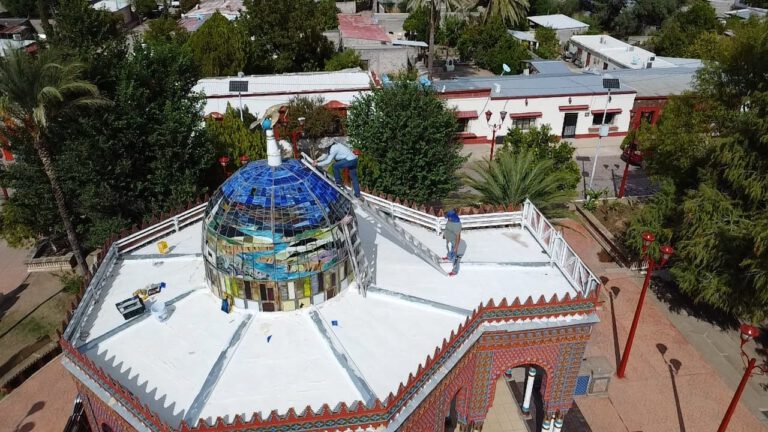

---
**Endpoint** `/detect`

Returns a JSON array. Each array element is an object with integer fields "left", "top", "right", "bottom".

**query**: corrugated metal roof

[
  {"left": 508, "top": 30, "right": 537, "bottom": 43},
  {"left": 193, "top": 69, "right": 372, "bottom": 97},
  {"left": 528, "top": 14, "right": 589, "bottom": 29},
  {"left": 435, "top": 73, "right": 634, "bottom": 98},
  {"left": 597, "top": 67, "right": 700, "bottom": 97},
  {"left": 338, "top": 14, "right": 391, "bottom": 42}
]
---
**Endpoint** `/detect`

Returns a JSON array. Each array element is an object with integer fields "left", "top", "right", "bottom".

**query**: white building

[
  {"left": 435, "top": 71, "right": 636, "bottom": 149},
  {"left": 569, "top": 34, "right": 677, "bottom": 70},
  {"left": 528, "top": 14, "right": 590, "bottom": 45},
  {"left": 193, "top": 69, "right": 373, "bottom": 118},
  {"left": 92, "top": 0, "right": 135, "bottom": 26}
]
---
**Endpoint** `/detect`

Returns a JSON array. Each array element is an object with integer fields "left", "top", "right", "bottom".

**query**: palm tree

[
  {"left": 462, "top": 148, "right": 575, "bottom": 215},
  {"left": 484, "top": 0, "right": 530, "bottom": 25},
  {"left": 407, "top": 0, "right": 473, "bottom": 78},
  {"left": 0, "top": 50, "right": 110, "bottom": 278}
]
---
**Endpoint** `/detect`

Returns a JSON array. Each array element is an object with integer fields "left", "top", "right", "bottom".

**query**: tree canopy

[
  {"left": 458, "top": 18, "right": 531, "bottom": 74},
  {"left": 651, "top": 1, "right": 720, "bottom": 57},
  {"left": 346, "top": 81, "right": 465, "bottom": 203},
  {"left": 627, "top": 18, "right": 768, "bottom": 322},
  {"left": 534, "top": 26, "right": 560, "bottom": 59},
  {"left": 325, "top": 49, "right": 364, "bottom": 71},
  {"left": 187, "top": 12, "right": 247, "bottom": 77}
]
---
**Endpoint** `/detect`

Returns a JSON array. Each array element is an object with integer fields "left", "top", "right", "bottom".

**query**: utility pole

[{"left": 588, "top": 77, "right": 620, "bottom": 192}]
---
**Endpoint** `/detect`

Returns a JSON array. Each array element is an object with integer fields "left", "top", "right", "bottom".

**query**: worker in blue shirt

[{"left": 313, "top": 139, "right": 361, "bottom": 198}]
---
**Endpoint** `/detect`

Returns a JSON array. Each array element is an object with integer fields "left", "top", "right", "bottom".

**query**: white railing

[
  {"left": 115, "top": 203, "right": 207, "bottom": 254},
  {"left": 521, "top": 200, "right": 600, "bottom": 297},
  {"left": 361, "top": 192, "right": 522, "bottom": 234}
]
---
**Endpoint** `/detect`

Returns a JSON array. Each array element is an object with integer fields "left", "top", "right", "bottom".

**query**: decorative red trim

[
  {"left": 509, "top": 112, "right": 542, "bottom": 119},
  {"left": 634, "top": 96, "right": 669, "bottom": 101},
  {"left": 205, "top": 87, "right": 371, "bottom": 100},
  {"left": 438, "top": 89, "right": 492, "bottom": 99},
  {"left": 591, "top": 108, "right": 623, "bottom": 115},
  {"left": 455, "top": 110, "right": 479, "bottom": 119},
  {"left": 460, "top": 137, "right": 491, "bottom": 144},
  {"left": 558, "top": 105, "right": 589, "bottom": 111}
]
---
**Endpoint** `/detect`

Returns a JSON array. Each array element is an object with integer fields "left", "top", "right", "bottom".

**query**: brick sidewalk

[
  {"left": 559, "top": 219, "right": 767, "bottom": 432},
  {"left": 0, "top": 356, "right": 77, "bottom": 432}
]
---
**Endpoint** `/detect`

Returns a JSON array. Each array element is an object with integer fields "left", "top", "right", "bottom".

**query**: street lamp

[
  {"left": 617, "top": 232, "right": 673, "bottom": 378},
  {"left": 486, "top": 110, "right": 507, "bottom": 161},
  {"left": 239, "top": 155, "right": 250, "bottom": 166},
  {"left": 218, "top": 155, "right": 231, "bottom": 177},
  {"left": 717, "top": 324, "right": 767, "bottom": 432}
]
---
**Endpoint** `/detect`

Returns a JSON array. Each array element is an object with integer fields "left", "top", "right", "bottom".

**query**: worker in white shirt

[{"left": 313, "top": 139, "right": 361, "bottom": 198}]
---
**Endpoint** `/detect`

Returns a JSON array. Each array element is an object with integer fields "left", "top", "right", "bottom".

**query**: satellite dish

[{"left": 502, "top": 63, "right": 511, "bottom": 73}]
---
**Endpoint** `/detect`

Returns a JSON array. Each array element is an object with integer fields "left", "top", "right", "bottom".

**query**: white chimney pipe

[{"left": 266, "top": 129, "right": 281, "bottom": 167}]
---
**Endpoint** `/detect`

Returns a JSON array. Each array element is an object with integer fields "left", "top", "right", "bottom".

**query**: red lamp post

[
  {"left": 218, "top": 155, "right": 231, "bottom": 177},
  {"left": 485, "top": 110, "right": 507, "bottom": 161},
  {"left": 239, "top": 155, "right": 250, "bottom": 166},
  {"left": 617, "top": 232, "right": 674, "bottom": 378},
  {"left": 717, "top": 324, "right": 767, "bottom": 432}
]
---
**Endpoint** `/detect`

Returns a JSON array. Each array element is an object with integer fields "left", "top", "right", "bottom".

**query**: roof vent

[
  {"left": 600, "top": 36, "right": 605, "bottom": 44},
  {"left": 494, "top": 83, "right": 501, "bottom": 93}
]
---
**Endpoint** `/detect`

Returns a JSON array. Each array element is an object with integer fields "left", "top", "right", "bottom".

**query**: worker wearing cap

[
  {"left": 443, "top": 209, "right": 462, "bottom": 261},
  {"left": 314, "top": 138, "right": 361, "bottom": 198}
]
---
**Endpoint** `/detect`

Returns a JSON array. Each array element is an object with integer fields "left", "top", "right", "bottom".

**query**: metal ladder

[
  {"left": 300, "top": 155, "right": 447, "bottom": 276},
  {"left": 339, "top": 216, "right": 371, "bottom": 295}
]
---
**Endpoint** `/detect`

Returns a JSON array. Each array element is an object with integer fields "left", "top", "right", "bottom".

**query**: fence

[
  {"left": 115, "top": 203, "right": 207, "bottom": 254},
  {"left": 522, "top": 201, "right": 600, "bottom": 297}
]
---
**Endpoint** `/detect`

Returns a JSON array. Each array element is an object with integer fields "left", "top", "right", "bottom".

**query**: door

[
  {"left": 562, "top": 113, "right": 578, "bottom": 138},
  {"left": 586, "top": 52, "right": 591, "bottom": 67}
]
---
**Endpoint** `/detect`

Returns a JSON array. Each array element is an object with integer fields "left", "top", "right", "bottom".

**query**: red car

[{"left": 621, "top": 141, "right": 644, "bottom": 167}]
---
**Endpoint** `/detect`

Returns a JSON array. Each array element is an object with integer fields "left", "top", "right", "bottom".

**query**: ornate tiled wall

[
  {"left": 398, "top": 324, "right": 592, "bottom": 431},
  {"left": 76, "top": 380, "right": 138, "bottom": 432}
]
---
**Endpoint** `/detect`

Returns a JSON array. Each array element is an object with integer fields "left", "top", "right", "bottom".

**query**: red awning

[
  {"left": 559, "top": 105, "right": 589, "bottom": 111},
  {"left": 509, "top": 112, "right": 543, "bottom": 119},
  {"left": 323, "top": 100, "right": 348, "bottom": 109},
  {"left": 591, "top": 108, "right": 623, "bottom": 115},
  {"left": 455, "top": 110, "right": 479, "bottom": 119}
]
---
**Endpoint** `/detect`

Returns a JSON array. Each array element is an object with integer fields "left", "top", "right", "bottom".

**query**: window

[
  {"left": 244, "top": 281, "right": 253, "bottom": 300},
  {"left": 592, "top": 113, "right": 617, "bottom": 125},
  {"left": 641, "top": 111, "right": 654, "bottom": 124},
  {"left": 512, "top": 117, "right": 536, "bottom": 130},
  {"left": 456, "top": 119, "right": 470, "bottom": 132}
]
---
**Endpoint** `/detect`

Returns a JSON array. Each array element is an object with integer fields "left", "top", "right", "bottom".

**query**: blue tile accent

[{"left": 573, "top": 375, "right": 590, "bottom": 396}]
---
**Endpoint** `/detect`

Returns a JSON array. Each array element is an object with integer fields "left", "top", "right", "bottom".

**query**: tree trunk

[
  {"left": 33, "top": 139, "right": 92, "bottom": 278},
  {"left": 428, "top": 1, "right": 436, "bottom": 80}
]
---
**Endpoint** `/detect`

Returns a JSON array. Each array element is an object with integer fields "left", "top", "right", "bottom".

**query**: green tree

[
  {"left": 404, "top": 6, "right": 430, "bottom": 41},
  {"left": 145, "top": 15, "right": 190, "bottom": 46},
  {"left": 0, "top": 50, "right": 109, "bottom": 277},
  {"left": 463, "top": 148, "right": 576, "bottom": 215},
  {"left": 238, "top": 0, "right": 335, "bottom": 73},
  {"left": 132, "top": 0, "right": 157, "bottom": 19},
  {"left": 458, "top": 18, "right": 531, "bottom": 74},
  {"left": 438, "top": 15, "right": 467, "bottom": 47},
  {"left": 346, "top": 81, "right": 465, "bottom": 203},
  {"left": 484, "top": 0, "right": 531, "bottom": 25},
  {"left": 626, "top": 19, "right": 768, "bottom": 322},
  {"left": 500, "top": 125, "right": 580, "bottom": 191},
  {"left": 207, "top": 105, "right": 266, "bottom": 163},
  {"left": 325, "top": 49, "right": 364, "bottom": 71},
  {"left": 652, "top": 1, "right": 720, "bottom": 56},
  {"left": 317, "top": 0, "right": 341, "bottom": 30},
  {"left": 186, "top": 12, "right": 246, "bottom": 77},
  {"left": 1, "top": 0, "right": 38, "bottom": 17},
  {"left": 534, "top": 26, "right": 560, "bottom": 59}
]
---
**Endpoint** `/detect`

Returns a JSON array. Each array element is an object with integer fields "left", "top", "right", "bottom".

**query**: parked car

[{"left": 621, "top": 141, "right": 644, "bottom": 166}]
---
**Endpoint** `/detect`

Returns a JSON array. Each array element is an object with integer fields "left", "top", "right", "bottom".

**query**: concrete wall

[
  {"left": 444, "top": 91, "right": 636, "bottom": 141},
  {"left": 324, "top": 30, "right": 341, "bottom": 50},
  {"left": 350, "top": 45, "right": 410, "bottom": 75},
  {"left": 336, "top": 1, "right": 355, "bottom": 14},
  {"left": 555, "top": 27, "right": 588, "bottom": 45},
  {"left": 373, "top": 13, "right": 408, "bottom": 37},
  {"left": 573, "top": 47, "right": 626, "bottom": 71}
]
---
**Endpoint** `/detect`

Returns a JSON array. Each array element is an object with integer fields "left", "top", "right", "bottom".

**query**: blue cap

[{"left": 446, "top": 209, "right": 460, "bottom": 222}]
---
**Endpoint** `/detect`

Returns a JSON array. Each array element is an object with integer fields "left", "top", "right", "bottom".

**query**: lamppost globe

[
  {"left": 659, "top": 245, "right": 674, "bottom": 266},
  {"left": 239, "top": 155, "right": 250, "bottom": 165},
  {"left": 298, "top": 117, "right": 306, "bottom": 127},
  {"left": 500, "top": 110, "right": 507, "bottom": 122},
  {"left": 739, "top": 323, "right": 761, "bottom": 342},
  {"left": 485, "top": 110, "right": 492, "bottom": 122},
  {"left": 218, "top": 155, "right": 230, "bottom": 168},
  {"left": 641, "top": 231, "right": 656, "bottom": 252}
]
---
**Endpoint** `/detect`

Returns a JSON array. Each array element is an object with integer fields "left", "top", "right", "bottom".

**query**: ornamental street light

[
  {"left": 485, "top": 110, "right": 507, "bottom": 161},
  {"left": 717, "top": 324, "right": 767, "bottom": 432},
  {"left": 218, "top": 155, "right": 231, "bottom": 177},
  {"left": 617, "top": 232, "right": 673, "bottom": 378},
  {"left": 239, "top": 155, "right": 250, "bottom": 165}
]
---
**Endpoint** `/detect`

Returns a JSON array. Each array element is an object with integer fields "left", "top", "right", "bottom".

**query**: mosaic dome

[{"left": 201, "top": 159, "right": 357, "bottom": 312}]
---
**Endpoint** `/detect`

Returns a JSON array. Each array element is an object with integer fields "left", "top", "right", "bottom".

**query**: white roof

[
  {"left": 391, "top": 39, "right": 428, "bottom": 47},
  {"left": 528, "top": 14, "right": 589, "bottom": 30},
  {"left": 66, "top": 207, "right": 594, "bottom": 428},
  {"left": 570, "top": 34, "right": 677, "bottom": 69},
  {"left": 508, "top": 30, "right": 537, "bottom": 43},
  {"left": 193, "top": 69, "right": 372, "bottom": 116},
  {"left": 92, "top": 0, "right": 130, "bottom": 12}
]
